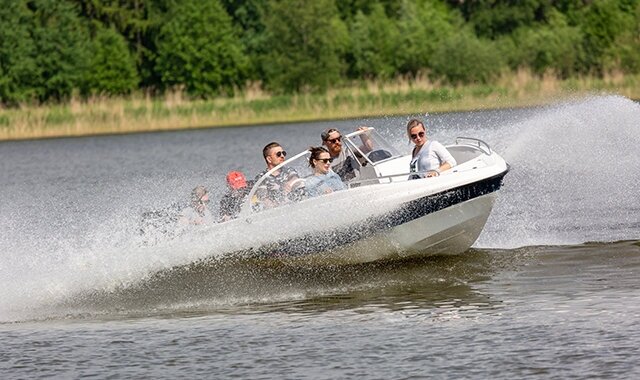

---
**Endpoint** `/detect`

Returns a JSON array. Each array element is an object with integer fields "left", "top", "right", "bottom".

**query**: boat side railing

[
  {"left": 346, "top": 169, "right": 437, "bottom": 188},
  {"left": 455, "top": 137, "right": 492, "bottom": 155}
]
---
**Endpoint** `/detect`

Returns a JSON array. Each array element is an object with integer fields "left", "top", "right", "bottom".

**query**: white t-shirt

[{"left": 409, "top": 141, "right": 457, "bottom": 177}]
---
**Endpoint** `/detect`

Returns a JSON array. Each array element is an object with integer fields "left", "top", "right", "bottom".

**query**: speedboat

[{"left": 227, "top": 128, "right": 509, "bottom": 265}]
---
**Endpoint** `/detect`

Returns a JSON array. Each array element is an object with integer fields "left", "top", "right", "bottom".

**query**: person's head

[
  {"left": 321, "top": 128, "right": 342, "bottom": 157},
  {"left": 406, "top": 118, "right": 427, "bottom": 147},
  {"left": 309, "top": 146, "right": 332, "bottom": 175},
  {"left": 190, "top": 185, "right": 209, "bottom": 209},
  {"left": 262, "top": 142, "right": 287, "bottom": 169},
  {"left": 226, "top": 171, "right": 247, "bottom": 191}
]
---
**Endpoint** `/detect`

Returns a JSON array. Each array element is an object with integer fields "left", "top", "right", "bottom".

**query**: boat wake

[{"left": 476, "top": 95, "right": 640, "bottom": 248}]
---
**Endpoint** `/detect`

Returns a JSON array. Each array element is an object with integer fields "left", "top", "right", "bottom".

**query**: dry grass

[{"left": 1, "top": 70, "right": 639, "bottom": 141}]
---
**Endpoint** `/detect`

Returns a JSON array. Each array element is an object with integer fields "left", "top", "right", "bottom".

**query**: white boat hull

[
  {"left": 252, "top": 188, "right": 498, "bottom": 266},
  {"left": 320, "top": 193, "right": 496, "bottom": 264}
]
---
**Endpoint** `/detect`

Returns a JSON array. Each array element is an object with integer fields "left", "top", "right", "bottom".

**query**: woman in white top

[{"left": 407, "top": 118, "right": 456, "bottom": 178}]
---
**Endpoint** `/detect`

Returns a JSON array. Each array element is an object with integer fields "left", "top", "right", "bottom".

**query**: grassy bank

[{"left": 1, "top": 70, "right": 639, "bottom": 141}]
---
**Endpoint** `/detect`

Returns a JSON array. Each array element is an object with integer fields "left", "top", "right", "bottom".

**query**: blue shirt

[{"left": 305, "top": 170, "right": 347, "bottom": 197}]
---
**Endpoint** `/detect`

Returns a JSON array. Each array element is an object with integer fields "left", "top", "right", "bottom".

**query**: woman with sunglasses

[
  {"left": 304, "top": 146, "right": 347, "bottom": 198},
  {"left": 407, "top": 118, "right": 456, "bottom": 179}
]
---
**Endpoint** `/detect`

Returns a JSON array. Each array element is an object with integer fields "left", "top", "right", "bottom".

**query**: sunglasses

[
  {"left": 410, "top": 131, "right": 425, "bottom": 139},
  {"left": 316, "top": 158, "right": 333, "bottom": 164},
  {"left": 274, "top": 150, "right": 287, "bottom": 158},
  {"left": 326, "top": 136, "right": 342, "bottom": 144}
]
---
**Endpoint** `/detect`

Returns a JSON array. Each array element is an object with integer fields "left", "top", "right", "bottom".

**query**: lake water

[{"left": 1, "top": 95, "right": 639, "bottom": 378}]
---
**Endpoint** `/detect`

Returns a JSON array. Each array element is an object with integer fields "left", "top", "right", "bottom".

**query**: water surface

[{"left": 1, "top": 95, "right": 639, "bottom": 378}]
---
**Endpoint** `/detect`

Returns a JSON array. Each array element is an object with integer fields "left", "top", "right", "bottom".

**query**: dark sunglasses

[
  {"left": 275, "top": 150, "right": 287, "bottom": 158},
  {"left": 411, "top": 131, "right": 425, "bottom": 139},
  {"left": 326, "top": 136, "right": 342, "bottom": 144},
  {"left": 316, "top": 158, "right": 333, "bottom": 164}
]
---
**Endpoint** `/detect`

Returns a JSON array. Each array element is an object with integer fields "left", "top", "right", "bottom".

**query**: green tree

[
  {"left": 0, "top": 1, "right": 39, "bottom": 104},
  {"left": 262, "top": 0, "right": 348, "bottom": 93},
  {"left": 72, "top": 0, "right": 151, "bottom": 46},
  {"left": 72, "top": 0, "right": 157, "bottom": 87},
  {"left": 220, "top": 0, "right": 268, "bottom": 82},
  {"left": 154, "top": 0, "right": 248, "bottom": 97},
  {"left": 505, "top": 9, "right": 583, "bottom": 77},
  {"left": 84, "top": 26, "right": 139, "bottom": 95},
  {"left": 337, "top": 0, "right": 401, "bottom": 22},
  {"left": 429, "top": 30, "right": 504, "bottom": 84},
  {"left": 603, "top": 2, "right": 640, "bottom": 73},
  {"left": 29, "top": 0, "right": 92, "bottom": 102},
  {"left": 395, "top": 0, "right": 460, "bottom": 76},
  {"left": 451, "top": 0, "right": 553, "bottom": 38},
  {"left": 577, "top": 0, "right": 635, "bottom": 73},
  {"left": 349, "top": 3, "right": 400, "bottom": 79}
]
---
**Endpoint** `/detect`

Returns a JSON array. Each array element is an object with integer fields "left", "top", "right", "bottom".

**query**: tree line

[{"left": 1, "top": 0, "right": 639, "bottom": 105}]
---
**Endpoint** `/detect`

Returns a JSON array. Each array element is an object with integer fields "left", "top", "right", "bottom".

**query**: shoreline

[
  {"left": 1, "top": 72, "right": 638, "bottom": 142},
  {"left": 0, "top": 98, "right": 552, "bottom": 143}
]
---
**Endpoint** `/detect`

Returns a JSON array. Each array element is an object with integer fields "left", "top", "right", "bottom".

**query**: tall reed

[{"left": 1, "top": 70, "right": 637, "bottom": 141}]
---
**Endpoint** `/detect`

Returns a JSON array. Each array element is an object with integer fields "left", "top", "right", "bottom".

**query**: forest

[{"left": 2, "top": 0, "right": 640, "bottom": 106}]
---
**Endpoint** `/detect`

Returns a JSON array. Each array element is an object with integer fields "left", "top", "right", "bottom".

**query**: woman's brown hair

[{"left": 308, "top": 146, "right": 329, "bottom": 167}]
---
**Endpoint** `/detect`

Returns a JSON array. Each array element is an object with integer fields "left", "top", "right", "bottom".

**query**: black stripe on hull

[{"left": 243, "top": 169, "right": 509, "bottom": 258}]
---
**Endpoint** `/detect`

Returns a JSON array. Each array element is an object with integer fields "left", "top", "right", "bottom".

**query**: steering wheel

[{"left": 366, "top": 149, "right": 392, "bottom": 163}]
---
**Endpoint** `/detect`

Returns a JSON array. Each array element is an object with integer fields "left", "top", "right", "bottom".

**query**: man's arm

[{"left": 357, "top": 126, "right": 374, "bottom": 153}]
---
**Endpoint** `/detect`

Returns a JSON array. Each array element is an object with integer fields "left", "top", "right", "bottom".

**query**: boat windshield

[{"left": 343, "top": 127, "right": 402, "bottom": 165}]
